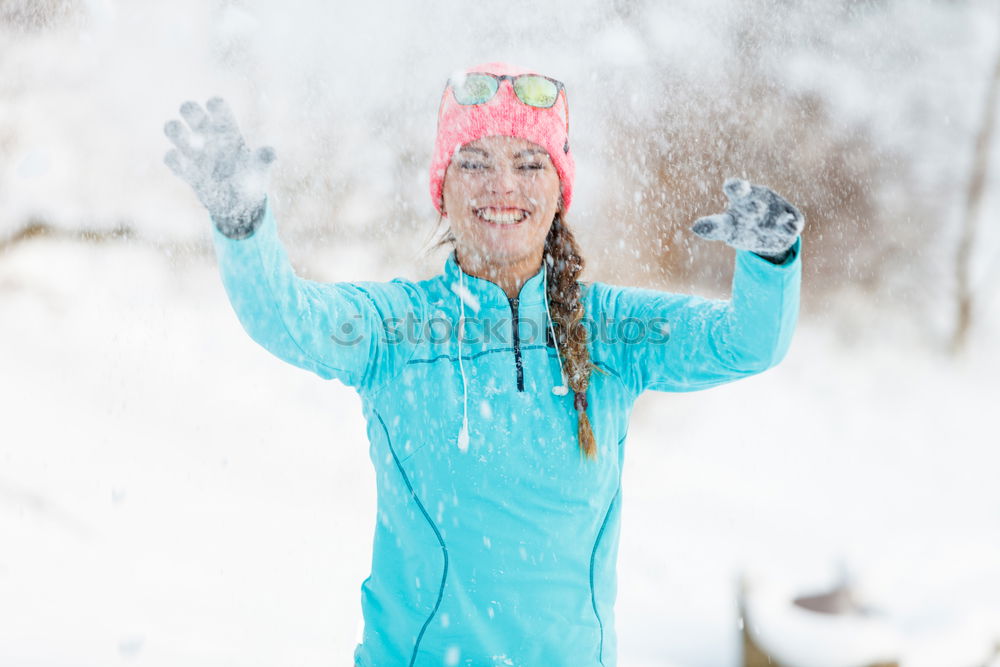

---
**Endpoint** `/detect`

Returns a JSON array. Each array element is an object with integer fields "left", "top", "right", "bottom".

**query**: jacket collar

[{"left": 443, "top": 248, "right": 547, "bottom": 308}]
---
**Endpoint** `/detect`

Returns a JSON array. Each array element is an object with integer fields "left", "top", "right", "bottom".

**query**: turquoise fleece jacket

[{"left": 211, "top": 200, "right": 802, "bottom": 667}]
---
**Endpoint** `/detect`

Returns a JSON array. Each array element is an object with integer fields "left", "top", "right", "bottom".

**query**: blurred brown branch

[{"left": 951, "top": 22, "right": 1000, "bottom": 355}]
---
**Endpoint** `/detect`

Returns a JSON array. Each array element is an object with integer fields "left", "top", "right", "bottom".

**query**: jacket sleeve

[
  {"left": 592, "top": 237, "right": 801, "bottom": 395},
  {"left": 210, "top": 198, "right": 424, "bottom": 393}
]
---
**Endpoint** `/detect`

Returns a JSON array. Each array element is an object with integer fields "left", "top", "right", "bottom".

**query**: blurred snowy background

[{"left": 2, "top": 0, "right": 999, "bottom": 665}]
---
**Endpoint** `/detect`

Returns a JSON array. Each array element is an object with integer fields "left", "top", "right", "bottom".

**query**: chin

[{"left": 475, "top": 240, "right": 532, "bottom": 263}]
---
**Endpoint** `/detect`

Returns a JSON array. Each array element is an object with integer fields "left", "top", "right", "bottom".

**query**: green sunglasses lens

[
  {"left": 452, "top": 74, "right": 499, "bottom": 105},
  {"left": 513, "top": 75, "right": 559, "bottom": 108}
]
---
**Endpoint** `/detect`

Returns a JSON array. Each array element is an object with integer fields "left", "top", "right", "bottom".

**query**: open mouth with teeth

[{"left": 475, "top": 207, "right": 529, "bottom": 226}]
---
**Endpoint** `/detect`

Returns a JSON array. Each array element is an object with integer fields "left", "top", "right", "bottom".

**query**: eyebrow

[{"left": 459, "top": 147, "right": 549, "bottom": 159}]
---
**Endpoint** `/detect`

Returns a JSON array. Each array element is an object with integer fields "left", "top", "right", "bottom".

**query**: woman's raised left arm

[{"left": 591, "top": 178, "right": 804, "bottom": 395}]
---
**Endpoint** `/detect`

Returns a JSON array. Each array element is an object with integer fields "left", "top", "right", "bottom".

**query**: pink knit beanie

[{"left": 429, "top": 62, "right": 575, "bottom": 216}]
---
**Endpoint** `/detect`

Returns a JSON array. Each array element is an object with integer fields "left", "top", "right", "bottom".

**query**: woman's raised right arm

[
  {"left": 210, "top": 196, "right": 423, "bottom": 390},
  {"left": 164, "top": 97, "right": 422, "bottom": 392}
]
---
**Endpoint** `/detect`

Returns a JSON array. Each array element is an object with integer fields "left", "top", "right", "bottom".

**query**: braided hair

[{"left": 541, "top": 211, "right": 605, "bottom": 459}]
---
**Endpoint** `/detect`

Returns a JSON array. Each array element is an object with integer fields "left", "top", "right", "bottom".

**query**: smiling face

[{"left": 442, "top": 135, "right": 562, "bottom": 274}]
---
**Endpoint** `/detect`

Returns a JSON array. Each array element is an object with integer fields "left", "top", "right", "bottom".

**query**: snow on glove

[
  {"left": 691, "top": 177, "right": 805, "bottom": 261},
  {"left": 163, "top": 97, "right": 276, "bottom": 240}
]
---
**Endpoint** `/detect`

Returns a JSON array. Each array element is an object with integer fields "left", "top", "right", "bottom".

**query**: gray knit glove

[
  {"left": 163, "top": 97, "right": 276, "bottom": 240},
  {"left": 691, "top": 178, "right": 805, "bottom": 262}
]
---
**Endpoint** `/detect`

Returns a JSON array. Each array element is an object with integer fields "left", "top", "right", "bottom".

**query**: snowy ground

[{"left": 1, "top": 231, "right": 999, "bottom": 667}]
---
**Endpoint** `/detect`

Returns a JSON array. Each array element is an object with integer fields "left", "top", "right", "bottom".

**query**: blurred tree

[{"left": 952, "top": 27, "right": 1000, "bottom": 354}]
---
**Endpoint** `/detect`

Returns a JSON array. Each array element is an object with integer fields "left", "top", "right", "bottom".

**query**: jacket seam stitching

[
  {"left": 406, "top": 343, "right": 555, "bottom": 365},
  {"left": 590, "top": 437, "right": 625, "bottom": 667},
  {"left": 374, "top": 409, "right": 449, "bottom": 667},
  {"left": 589, "top": 359, "right": 639, "bottom": 401},
  {"left": 355, "top": 281, "right": 426, "bottom": 397}
]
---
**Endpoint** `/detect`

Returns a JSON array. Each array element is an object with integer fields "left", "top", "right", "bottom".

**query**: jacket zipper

[{"left": 508, "top": 296, "right": 524, "bottom": 392}]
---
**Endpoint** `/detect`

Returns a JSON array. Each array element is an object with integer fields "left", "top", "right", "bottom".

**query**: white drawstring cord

[
  {"left": 544, "top": 258, "right": 569, "bottom": 396},
  {"left": 456, "top": 268, "right": 470, "bottom": 452}
]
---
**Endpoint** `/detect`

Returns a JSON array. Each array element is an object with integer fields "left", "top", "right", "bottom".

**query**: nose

[{"left": 486, "top": 162, "right": 517, "bottom": 196}]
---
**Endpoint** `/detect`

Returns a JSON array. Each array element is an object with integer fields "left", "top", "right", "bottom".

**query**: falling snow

[{"left": 2, "top": 0, "right": 1000, "bottom": 666}]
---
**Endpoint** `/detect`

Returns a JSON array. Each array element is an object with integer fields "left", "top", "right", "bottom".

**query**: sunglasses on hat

[{"left": 446, "top": 72, "right": 569, "bottom": 132}]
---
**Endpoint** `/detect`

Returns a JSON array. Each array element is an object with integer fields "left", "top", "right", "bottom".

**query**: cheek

[
  {"left": 533, "top": 179, "right": 561, "bottom": 212},
  {"left": 443, "top": 174, "right": 479, "bottom": 210}
]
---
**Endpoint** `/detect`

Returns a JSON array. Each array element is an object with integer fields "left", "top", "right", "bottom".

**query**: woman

[{"left": 163, "top": 62, "right": 803, "bottom": 667}]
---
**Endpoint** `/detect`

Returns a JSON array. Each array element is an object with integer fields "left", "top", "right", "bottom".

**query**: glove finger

[
  {"left": 782, "top": 212, "right": 804, "bottom": 236},
  {"left": 164, "top": 148, "right": 199, "bottom": 184},
  {"left": 164, "top": 119, "right": 200, "bottom": 158},
  {"left": 762, "top": 188, "right": 800, "bottom": 216},
  {"left": 691, "top": 213, "right": 734, "bottom": 241},
  {"left": 253, "top": 145, "right": 277, "bottom": 168},
  {"left": 775, "top": 201, "right": 805, "bottom": 234},
  {"left": 723, "top": 177, "right": 751, "bottom": 203},
  {"left": 206, "top": 96, "right": 242, "bottom": 137},
  {"left": 179, "top": 100, "right": 210, "bottom": 134}
]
